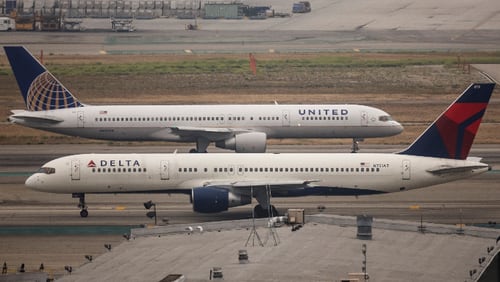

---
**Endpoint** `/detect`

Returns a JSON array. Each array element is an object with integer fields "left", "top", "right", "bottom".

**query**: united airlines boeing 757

[
  {"left": 5, "top": 46, "right": 403, "bottom": 153},
  {"left": 25, "top": 83, "right": 494, "bottom": 217}
]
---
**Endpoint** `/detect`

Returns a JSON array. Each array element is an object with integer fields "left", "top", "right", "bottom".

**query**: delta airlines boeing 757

[
  {"left": 5, "top": 46, "right": 402, "bottom": 153},
  {"left": 25, "top": 83, "right": 494, "bottom": 217}
]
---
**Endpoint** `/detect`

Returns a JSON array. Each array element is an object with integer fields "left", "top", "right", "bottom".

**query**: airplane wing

[
  {"left": 230, "top": 179, "right": 320, "bottom": 188},
  {"left": 201, "top": 179, "right": 320, "bottom": 193},
  {"left": 168, "top": 125, "right": 247, "bottom": 140},
  {"left": 426, "top": 164, "right": 489, "bottom": 176},
  {"left": 9, "top": 110, "right": 63, "bottom": 124}
]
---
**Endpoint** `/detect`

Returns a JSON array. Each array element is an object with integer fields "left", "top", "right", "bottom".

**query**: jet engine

[
  {"left": 191, "top": 187, "right": 251, "bottom": 213},
  {"left": 215, "top": 132, "right": 267, "bottom": 153}
]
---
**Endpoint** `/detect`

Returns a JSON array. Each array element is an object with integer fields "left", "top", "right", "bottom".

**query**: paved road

[{"left": 1, "top": 0, "right": 499, "bottom": 55}]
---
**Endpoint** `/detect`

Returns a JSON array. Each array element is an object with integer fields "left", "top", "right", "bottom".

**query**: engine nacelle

[
  {"left": 215, "top": 132, "right": 267, "bottom": 153},
  {"left": 192, "top": 187, "right": 251, "bottom": 213}
]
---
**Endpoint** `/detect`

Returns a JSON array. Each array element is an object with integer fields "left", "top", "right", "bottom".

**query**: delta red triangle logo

[{"left": 87, "top": 160, "right": 96, "bottom": 167}]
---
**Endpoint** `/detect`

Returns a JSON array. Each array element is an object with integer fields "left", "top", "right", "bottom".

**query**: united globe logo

[{"left": 27, "top": 71, "right": 83, "bottom": 111}]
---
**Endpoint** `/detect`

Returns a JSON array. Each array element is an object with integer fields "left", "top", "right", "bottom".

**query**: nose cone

[
  {"left": 392, "top": 121, "right": 404, "bottom": 135},
  {"left": 25, "top": 174, "right": 41, "bottom": 191}
]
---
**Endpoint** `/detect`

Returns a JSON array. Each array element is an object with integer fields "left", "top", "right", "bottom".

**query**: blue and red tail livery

[
  {"left": 399, "top": 83, "right": 495, "bottom": 160},
  {"left": 4, "top": 46, "right": 83, "bottom": 111}
]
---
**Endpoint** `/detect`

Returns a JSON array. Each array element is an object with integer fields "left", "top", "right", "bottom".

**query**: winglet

[
  {"left": 4, "top": 46, "right": 83, "bottom": 111},
  {"left": 398, "top": 83, "right": 495, "bottom": 160}
]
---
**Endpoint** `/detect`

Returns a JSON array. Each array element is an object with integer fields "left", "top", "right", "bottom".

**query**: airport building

[
  {"left": 54, "top": 214, "right": 500, "bottom": 281},
  {"left": 0, "top": 0, "right": 270, "bottom": 19}
]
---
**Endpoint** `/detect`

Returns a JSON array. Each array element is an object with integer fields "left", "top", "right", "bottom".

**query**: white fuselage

[
  {"left": 26, "top": 152, "right": 488, "bottom": 195},
  {"left": 10, "top": 104, "right": 403, "bottom": 141}
]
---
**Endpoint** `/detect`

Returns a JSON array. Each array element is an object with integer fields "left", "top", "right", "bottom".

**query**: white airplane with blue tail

[{"left": 4, "top": 46, "right": 403, "bottom": 153}]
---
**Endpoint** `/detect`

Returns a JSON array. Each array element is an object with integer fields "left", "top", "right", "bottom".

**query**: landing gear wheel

[
  {"left": 73, "top": 193, "right": 88, "bottom": 218},
  {"left": 351, "top": 138, "right": 363, "bottom": 153},
  {"left": 270, "top": 205, "right": 279, "bottom": 217},
  {"left": 80, "top": 209, "right": 89, "bottom": 218},
  {"left": 351, "top": 138, "right": 359, "bottom": 153},
  {"left": 253, "top": 205, "right": 279, "bottom": 217},
  {"left": 254, "top": 205, "right": 266, "bottom": 218},
  {"left": 189, "top": 148, "right": 207, "bottom": 153}
]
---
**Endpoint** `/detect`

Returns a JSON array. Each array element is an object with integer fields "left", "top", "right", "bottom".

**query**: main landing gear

[
  {"left": 189, "top": 137, "right": 210, "bottom": 153},
  {"left": 253, "top": 185, "right": 279, "bottom": 218},
  {"left": 253, "top": 204, "right": 279, "bottom": 218},
  {"left": 72, "top": 193, "right": 88, "bottom": 217}
]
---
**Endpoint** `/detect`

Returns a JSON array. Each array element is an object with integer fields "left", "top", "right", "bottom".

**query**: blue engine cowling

[{"left": 192, "top": 187, "right": 251, "bottom": 213}]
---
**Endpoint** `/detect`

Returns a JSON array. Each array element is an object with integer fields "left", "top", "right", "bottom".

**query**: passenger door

[
  {"left": 282, "top": 110, "right": 290, "bottom": 127},
  {"left": 361, "top": 111, "right": 368, "bottom": 126},
  {"left": 71, "top": 160, "right": 80, "bottom": 181},
  {"left": 402, "top": 160, "right": 411, "bottom": 180},
  {"left": 77, "top": 111, "right": 84, "bottom": 128}
]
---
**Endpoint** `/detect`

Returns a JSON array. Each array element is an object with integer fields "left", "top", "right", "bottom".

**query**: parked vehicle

[
  {"left": 0, "top": 17, "right": 14, "bottom": 31},
  {"left": 292, "top": 1, "right": 311, "bottom": 13}
]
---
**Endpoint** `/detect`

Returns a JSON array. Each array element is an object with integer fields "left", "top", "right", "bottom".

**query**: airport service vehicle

[
  {"left": 0, "top": 17, "right": 14, "bottom": 31},
  {"left": 5, "top": 46, "right": 403, "bottom": 153},
  {"left": 292, "top": 1, "right": 311, "bottom": 13},
  {"left": 25, "top": 83, "right": 495, "bottom": 217}
]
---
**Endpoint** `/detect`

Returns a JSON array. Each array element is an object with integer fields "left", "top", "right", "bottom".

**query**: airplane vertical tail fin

[
  {"left": 4, "top": 46, "right": 84, "bottom": 111},
  {"left": 398, "top": 83, "right": 495, "bottom": 160}
]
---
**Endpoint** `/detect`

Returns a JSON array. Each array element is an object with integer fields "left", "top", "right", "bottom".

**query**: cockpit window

[
  {"left": 36, "top": 167, "right": 55, "bottom": 174},
  {"left": 379, "top": 115, "right": 393, "bottom": 122}
]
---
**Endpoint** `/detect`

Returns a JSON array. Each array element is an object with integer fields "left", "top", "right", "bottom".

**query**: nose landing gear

[
  {"left": 72, "top": 193, "right": 88, "bottom": 217},
  {"left": 352, "top": 138, "right": 364, "bottom": 153}
]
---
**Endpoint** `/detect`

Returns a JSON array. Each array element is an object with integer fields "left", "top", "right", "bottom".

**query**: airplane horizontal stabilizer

[
  {"left": 426, "top": 164, "right": 489, "bottom": 176},
  {"left": 9, "top": 112, "right": 64, "bottom": 124}
]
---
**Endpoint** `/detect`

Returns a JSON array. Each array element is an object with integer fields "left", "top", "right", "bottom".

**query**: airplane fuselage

[
  {"left": 10, "top": 104, "right": 403, "bottom": 142},
  {"left": 26, "top": 152, "right": 488, "bottom": 195}
]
